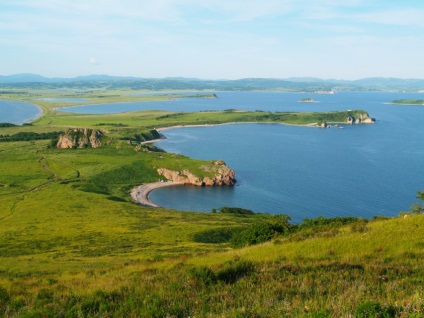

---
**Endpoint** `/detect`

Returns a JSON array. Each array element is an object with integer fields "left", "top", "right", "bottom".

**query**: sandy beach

[{"left": 131, "top": 181, "right": 184, "bottom": 207}]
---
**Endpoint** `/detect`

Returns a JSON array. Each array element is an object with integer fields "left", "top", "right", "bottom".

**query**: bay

[
  {"left": 0, "top": 100, "right": 42, "bottom": 124},
  {"left": 55, "top": 91, "right": 424, "bottom": 222},
  {"left": 146, "top": 92, "right": 424, "bottom": 222}
]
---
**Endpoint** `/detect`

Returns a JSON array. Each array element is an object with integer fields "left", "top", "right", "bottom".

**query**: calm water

[
  {"left": 142, "top": 92, "right": 424, "bottom": 222},
  {"left": 51, "top": 91, "right": 424, "bottom": 222},
  {"left": 0, "top": 100, "right": 42, "bottom": 124}
]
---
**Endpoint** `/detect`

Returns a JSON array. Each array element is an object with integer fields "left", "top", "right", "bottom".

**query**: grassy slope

[{"left": 0, "top": 90, "right": 422, "bottom": 317}]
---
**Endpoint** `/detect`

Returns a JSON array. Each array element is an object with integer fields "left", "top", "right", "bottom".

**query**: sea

[{"left": 14, "top": 92, "right": 424, "bottom": 222}]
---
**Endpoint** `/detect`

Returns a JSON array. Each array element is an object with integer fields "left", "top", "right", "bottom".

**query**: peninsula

[{"left": 5, "top": 87, "right": 423, "bottom": 318}]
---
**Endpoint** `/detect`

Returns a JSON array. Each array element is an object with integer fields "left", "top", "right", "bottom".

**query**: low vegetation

[
  {"left": 0, "top": 89, "right": 422, "bottom": 317},
  {"left": 392, "top": 99, "right": 424, "bottom": 105}
]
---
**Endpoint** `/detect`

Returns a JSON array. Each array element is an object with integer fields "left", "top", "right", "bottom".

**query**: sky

[{"left": 1, "top": 0, "right": 424, "bottom": 79}]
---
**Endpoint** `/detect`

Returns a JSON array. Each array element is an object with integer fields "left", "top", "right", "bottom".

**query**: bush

[
  {"left": 216, "top": 207, "right": 255, "bottom": 215},
  {"left": 0, "top": 286, "right": 10, "bottom": 304},
  {"left": 230, "top": 215, "right": 292, "bottom": 248},
  {"left": 0, "top": 123, "right": 16, "bottom": 127},
  {"left": 107, "top": 196, "right": 127, "bottom": 202},
  {"left": 188, "top": 266, "right": 216, "bottom": 286},
  {"left": 216, "top": 260, "right": 255, "bottom": 284},
  {"left": 355, "top": 301, "right": 397, "bottom": 318},
  {"left": 300, "top": 216, "right": 361, "bottom": 229},
  {"left": 193, "top": 227, "right": 243, "bottom": 244},
  {"left": 231, "top": 222, "right": 275, "bottom": 248}
]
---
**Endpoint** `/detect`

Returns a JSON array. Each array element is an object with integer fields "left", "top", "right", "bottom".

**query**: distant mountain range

[{"left": 1, "top": 73, "right": 424, "bottom": 92}]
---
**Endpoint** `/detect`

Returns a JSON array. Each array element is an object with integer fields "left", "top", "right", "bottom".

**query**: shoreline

[
  {"left": 131, "top": 181, "right": 184, "bottom": 207},
  {"left": 156, "top": 121, "right": 318, "bottom": 133}
]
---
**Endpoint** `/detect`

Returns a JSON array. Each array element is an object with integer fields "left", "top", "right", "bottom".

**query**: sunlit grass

[{"left": 0, "top": 89, "right": 421, "bottom": 317}]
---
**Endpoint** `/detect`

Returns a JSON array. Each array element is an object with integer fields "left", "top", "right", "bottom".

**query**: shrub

[
  {"left": 216, "top": 207, "right": 255, "bottom": 215},
  {"left": 216, "top": 260, "right": 255, "bottom": 284},
  {"left": 193, "top": 227, "right": 243, "bottom": 244},
  {"left": 355, "top": 301, "right": 397, "bottom": 318},
  {"left": 107, "top": 196, "right": 127, "bottom": 202},
  {"left": 230, "top": 216, "right": 292, "bottom": 248},
  {"left": 230, "top": 222, "right": 275, "bottom": 248},
  {"left": 0, "top": 286, "right": 10, "bottom": 304},
  {"left": 188, "top": 266, "right": 216, "bottom": 286}
]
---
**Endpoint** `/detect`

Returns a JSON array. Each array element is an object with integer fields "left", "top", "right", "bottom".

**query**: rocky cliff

[
  {"left": 157, "top": 160, "right": 236, "bottom": 186},
  {"left": 56, "top": 128, "right": 104, "bottom": 149},
  {"left": 346, "top": 112, "right": 375, "bottom": 124}
]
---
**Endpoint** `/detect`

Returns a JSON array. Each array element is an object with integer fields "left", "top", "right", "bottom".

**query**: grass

[{"left": 0, "top": 88, "right": 422, "bottom": 317}]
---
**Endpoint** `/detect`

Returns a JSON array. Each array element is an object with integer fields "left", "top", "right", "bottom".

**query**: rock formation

[
  {"left": 346, "top": 112, "right": 375, "bottom": 124},
  {"left": 56, "top": 128, "right": 104, "bottom": 149},
  {"left": 157, "top": 160, "right": 236, "bottom": 187}
]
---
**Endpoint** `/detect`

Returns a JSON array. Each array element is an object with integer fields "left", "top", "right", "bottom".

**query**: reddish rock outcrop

[
  {"left": 56, "top": 129, "right": 104, "bottom": 149},
  {"left": 157, "top": 160, "right": 236, "bottom": 187}
]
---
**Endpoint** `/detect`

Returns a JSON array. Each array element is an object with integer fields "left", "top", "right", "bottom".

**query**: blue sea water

[
  {"left": 49, "top": 91, "right": 424, "bottom": 222},
  {"left": 0, "top": 100, "right": 42, "bottom": 124},
  {"left": 144, "top": 92, "right": 424, "bottom": 223}
]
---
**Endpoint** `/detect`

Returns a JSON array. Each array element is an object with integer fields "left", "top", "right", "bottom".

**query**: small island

[
  {"left": 391, "top": 99, "right": 424, "bottom": 105},
  {"left": 299, "top": 98, "right": 317, "bottom": 103}
]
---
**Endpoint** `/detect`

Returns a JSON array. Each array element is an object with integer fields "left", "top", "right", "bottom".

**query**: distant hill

[{"left": 1, "top": 74, "right": 424, "bottom": 91}]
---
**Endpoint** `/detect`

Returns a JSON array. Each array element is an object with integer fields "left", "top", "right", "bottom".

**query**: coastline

[
  {"left": 26, "top": 104, "right": 45, "bottom": 124},
  {"left": 155, "top": 121, "right": 318, "bottom": 133},
  {"left": 131, "top": 181, "right": 184, "bottom": 207}
]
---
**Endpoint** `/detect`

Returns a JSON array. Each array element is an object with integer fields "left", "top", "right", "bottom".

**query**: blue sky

[{"left": 1, "top": 0, "right": 424, "bottom": 79}]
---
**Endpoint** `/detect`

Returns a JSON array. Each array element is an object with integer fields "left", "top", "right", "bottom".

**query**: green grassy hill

[{"left": 0, "top": 90, "right": 422, "bottom": 317}]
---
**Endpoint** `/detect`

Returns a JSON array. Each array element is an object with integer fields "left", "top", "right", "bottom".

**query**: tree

[{"left": 410, "top": 190, "right": 424, "bottom": 214}]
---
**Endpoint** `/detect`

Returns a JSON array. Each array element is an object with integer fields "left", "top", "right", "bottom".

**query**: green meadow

[{"left": 0, "top": 89, "right": 423, "bottom": 317}]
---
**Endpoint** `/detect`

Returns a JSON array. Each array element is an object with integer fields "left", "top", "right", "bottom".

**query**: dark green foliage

[
  {"left": 410, "top": 190, "right": 424, "bottom": 214},
  {"left": 188, "top": 266, "right": 217, "bottom": 286},
  {"left": 121, "top": 129, "right": 161, "bottom": 143},
  {"left": 300, "top": 216, "right": 362, "bottom": 229},
  {"left": 157, "top": 112, "right": 186, "bottom": 120},
  {"left": 0, "top": 123, "right": 17, "bottom": 127},
  {"left": 216, "top": 260, "right": 255, "bottom": 284},
  {"left": 192, "top": 227, "right": 243, "bottom": 243},
  {"left": 230, "top": 215, "right": 292, "bottom": 248},
  {"left": 76, "top": 182, "right": 109, "bottom": 195},
  {"left": 107, "top": 196, "right": 127, "bottom": 202},
  {"left": 216, "top": 207, "right": 255, "bottom": 215},
  {"left": 0, "top": 286, "right": 10, "bottom": 314},
  {"left": 0, "top": 286, "right": 9, "bottom": 303},
  {"left": 95, "top": 123, "right": 128, "bottom": 127},
  {"left": 355, "top": 301, "right": 397, "bottom": 318},
  {"left": 140, "top": 144, "right": 165, "bottom": 152},
  {"left": 230, "top": 222, "right": 276, "bottom": 248},
  {"left": 90, "top": 162, "right": 159, "bottom": 194},
  {"left": 0, "top": 131, "right": 62, "bottom": 142},
  {"left": 35, "top": 288, "right": 54, "bottom": 307}
]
